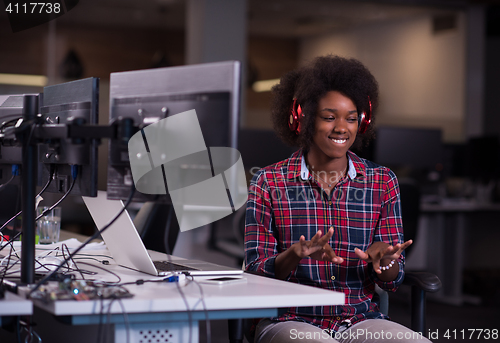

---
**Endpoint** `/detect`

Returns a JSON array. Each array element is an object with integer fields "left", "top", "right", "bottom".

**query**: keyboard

[{"left": 153, "top": 260, "right": 198, "bottom": 272}]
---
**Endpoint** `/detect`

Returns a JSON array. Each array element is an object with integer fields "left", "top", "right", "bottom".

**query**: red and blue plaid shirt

[{"left": 244, "top": 149, "right": 405, "bottom": 333}]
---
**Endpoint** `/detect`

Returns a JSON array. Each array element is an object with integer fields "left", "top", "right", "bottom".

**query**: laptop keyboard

[{"left": 153, "top": 260, "right": 199, "bottom": 272}]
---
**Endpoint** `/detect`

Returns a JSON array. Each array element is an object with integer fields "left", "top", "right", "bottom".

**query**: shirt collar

[{"left": 293, "top": 150, "right": 366, "bottom": 181}]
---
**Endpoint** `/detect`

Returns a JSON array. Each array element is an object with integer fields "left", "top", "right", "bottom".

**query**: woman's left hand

[{"left": 354, "top": 240, "right": 413, "bottom": 275}]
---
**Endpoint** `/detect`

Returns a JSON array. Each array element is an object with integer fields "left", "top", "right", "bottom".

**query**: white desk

[
  {"left": 0, "top": 291, "right": 33, "bottom": 327},
  {"left": 420, "top": 200, "right": 500, "bottom": 305},
  {"left": 23, "top": 241, "right": 344, "bottom": 343}
]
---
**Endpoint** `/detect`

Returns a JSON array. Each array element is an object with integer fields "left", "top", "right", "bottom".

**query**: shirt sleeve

[
  {"left": 372, "top": 169, "right": 405, "bottom": 291},
  {"left": 244, "top": 170, "right": 279, "bottom": 278}
]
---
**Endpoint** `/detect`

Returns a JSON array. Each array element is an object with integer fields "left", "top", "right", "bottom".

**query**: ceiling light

[
  {"left": 0, "top": 73, "right": 48, "bottom": 87},
  {"left": 252, "top": 78, "right": 280, "bottom": 92}
]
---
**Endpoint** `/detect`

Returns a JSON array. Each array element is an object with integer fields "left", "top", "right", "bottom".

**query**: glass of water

[{"left": 36, "top": 207, "right": 61, "bottom": 244}]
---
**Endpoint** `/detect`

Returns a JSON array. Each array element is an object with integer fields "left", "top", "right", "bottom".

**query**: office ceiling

[{"left": 56, "top": 0, "right": 466, "bottom": 38}]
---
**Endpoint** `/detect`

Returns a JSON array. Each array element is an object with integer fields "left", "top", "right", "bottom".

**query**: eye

[
  {"left": 347, "top": 116, "right": 358, "bottom": 123},
  {"left": 322, "top": 116, "right": 335, "bottom": 121}
]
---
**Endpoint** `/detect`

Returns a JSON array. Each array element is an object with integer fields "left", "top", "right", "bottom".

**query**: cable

[
  {"left": 29, "top": 184, "right": 136, "bottom": 295},
  {"left": 160, "top": 205, "right": 194, "bottom": 343},
  {"left": 0, "top": 241, "right": 16, "bottom": 285},
  {"left": 190, "top": 278, "right": 211, "bottom": 343},
  {"left": 36, "top": 165, "right": 78, "bottom": 219},
  {"left": 117, "top": 298, "right": 131, "bottom": 343},
  {"left": 0, "top": 165, "right": 18, "bottom": 191},
  {"left": 73, "top": 261, "right": 122, "bottom": 284},
  {"left": 0, "top": 165, "right": 75, "bottom": 249},
  {"left": 0, "top": 164, "right": 55, "bottom": 234},
  {"left": 0, "top": 116, "right": 23, "bottom": 131},
  {"left": 97, "top": 293, "right": 105, "bottom": 343}
]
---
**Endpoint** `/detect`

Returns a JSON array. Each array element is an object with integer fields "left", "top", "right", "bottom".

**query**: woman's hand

[
  {"left": 354, "top": 240, "right": 413, "bottom": 275},
  {"left": 274, "top": 227, "right": 342, "bottom": 280},
  {"left": 295, "top": 228, "right": 343, "bottom": 264}
]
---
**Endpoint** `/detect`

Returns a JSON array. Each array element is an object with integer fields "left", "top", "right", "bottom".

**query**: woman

[{"left": 245, "top": 55, "right": 428, "bottom": 342}]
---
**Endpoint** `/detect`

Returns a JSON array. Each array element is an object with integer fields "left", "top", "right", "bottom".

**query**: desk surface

[
  {"left": 22, "top": 238, "right": 344, "bottom": 318},
  {"left": 0, "top": 290, "right": 32, "bottom": 316},
  {"left": 421, "top": 199, "right": 500, "bottom": 212}
]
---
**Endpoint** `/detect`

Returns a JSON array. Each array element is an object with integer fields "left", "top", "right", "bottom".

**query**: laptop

[{"left": 82, "top": 191, "right": 243, "bottom": 277}]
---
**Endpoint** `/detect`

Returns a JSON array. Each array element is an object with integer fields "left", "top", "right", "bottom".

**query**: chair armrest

[{"left": 403, "top": 271, "right": 441, "bottom": 293}]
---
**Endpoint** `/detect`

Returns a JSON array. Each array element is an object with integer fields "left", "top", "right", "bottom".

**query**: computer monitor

[
  {"left": 0, "top": 94, "right": 40, "bottom": 230},
  {"left": 237, "top": 128, "right": 296, "bottom": 173},
  {"left": 466, "top": 135, "right": 499, "bottom": 181},
  {"left": 374, "top": 126, "right": 444, "bottom": 172},
  {"left": 107, "top": 61, "right": 241, "bottom": 202},
  {"left": 0, "top": 94, "right": 38, "bottom": 166},
  {"left": 37, "top": 77, "right": 99, "bottom": 197}
]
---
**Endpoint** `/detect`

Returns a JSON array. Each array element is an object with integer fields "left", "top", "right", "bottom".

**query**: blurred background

[{"left": 1, "top": 1, "right": 500, "bottom": 341}]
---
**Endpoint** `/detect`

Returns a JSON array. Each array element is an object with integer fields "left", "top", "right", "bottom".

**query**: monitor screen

[
  {"left": 0, "top": 94, "right": 41, "bottom": 239},
  {"left": 374, "top": 126, "right": 443, "bottom": 171},
  {"left": 0, "top": 94, "right": 41, "bottom": 185},
  {"left": 466, "top": 135, "right": 499, "bottom": 180},
  {"left": 37, "top": 77, "right": 99, "bottom": 197},
  {"left": 107, "top": 61, "right": 241, "bottom": 202}
]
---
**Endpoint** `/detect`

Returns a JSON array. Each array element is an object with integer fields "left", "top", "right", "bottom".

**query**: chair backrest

[
  {"left": 398, "top": 179, "right": 420, "bottom": 258},
  {"left": 135, "top": 202, "right": 179, "bottom": 254}
]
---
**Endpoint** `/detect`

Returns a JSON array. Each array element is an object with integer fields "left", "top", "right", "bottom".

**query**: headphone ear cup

[
  {"left": 289, "top": 100, "right": 303, "bottom": 134},
  {"left": 358, "top": 112, "right": 366, "bottom": 134},
  {"left": 289, "top": 110, "right": 299, "bottom": 132},
  {"left": 358, "top": 97, "right": 372, "bottom": 134}
]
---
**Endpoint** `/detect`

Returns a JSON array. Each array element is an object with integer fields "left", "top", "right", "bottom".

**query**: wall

[
  {"left": 244, "top": 36, "right": 299, "bottom": 129},
  {"left": 485, "top": 37, "right": 500, "bottom": 136},
  {"left": 299, "top": 13, "right": 466, "bottom": 143}
]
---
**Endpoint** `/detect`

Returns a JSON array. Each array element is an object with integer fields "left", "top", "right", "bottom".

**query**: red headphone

[
  {"left": 357, "top": 96, "right": 372, "bottom": 134},
  {"left": 288, "top": 98, "right": 304, "bottom": 134},
  {"left": 289, "top": 96, "right": 372, "bottom": 135}
]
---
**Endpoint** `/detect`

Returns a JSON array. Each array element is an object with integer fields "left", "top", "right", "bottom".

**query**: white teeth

[{"left": 331, "top": 138, "right": 347, "bottom": 144}]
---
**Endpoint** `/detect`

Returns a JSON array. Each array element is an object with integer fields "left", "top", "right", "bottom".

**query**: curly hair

[{"left": 271, "top": 55, "right": 379, "bottom": 150}]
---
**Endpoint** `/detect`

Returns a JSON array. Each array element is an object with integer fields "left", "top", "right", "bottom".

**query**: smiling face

[{"left": 308, "top": 91, "right": 359, "bottom": 165}]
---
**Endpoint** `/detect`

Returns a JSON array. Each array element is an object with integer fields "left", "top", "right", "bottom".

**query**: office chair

[
  {"left": 228, "top": 180, "right": 441, "bottom": 343},
  {"left": 134, "top": 202, "right": 179, "bottom": 255},
  {"left": 397, "top": 179, "right": 441, "bottom": 334}
]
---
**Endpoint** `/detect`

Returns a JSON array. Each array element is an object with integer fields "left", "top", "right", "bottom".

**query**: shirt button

[
  {"left": 331, "top": 276, "right": 335, "bottom": 281},
  {"left": 328, "top": 201, "right": 332, "bottom": 206}
]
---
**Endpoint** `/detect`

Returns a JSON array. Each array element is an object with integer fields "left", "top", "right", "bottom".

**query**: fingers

[
  {"left": 401, "top": 239, "right": 413, "bottom": 250},
  {"left": 299, "top": 235, "right": 307, "bottom": 248},
  {"left": 384, "top": 240, "right": 413, "bottom": 259},
  {"left": 310, "top": 230, "right": 322, "bottom": 245},
  {"left": 332, "top": 255, "right": 343, "bottom": 264},
  {"left": 323, "top": 244, "right": 343, "bottom": 264},
  {"left": 317, "top": 228, "right": 333, "bottom": 246},
  {"left": 372, "top": 259, "right": 382, "bottom": 274},
  {"left": 354, "top": 247, "right": 369, "bottom": 260}
]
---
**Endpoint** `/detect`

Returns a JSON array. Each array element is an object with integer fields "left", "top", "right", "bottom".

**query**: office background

[{"left": 1, "top": 1, "right": 499, "bottom": 342}]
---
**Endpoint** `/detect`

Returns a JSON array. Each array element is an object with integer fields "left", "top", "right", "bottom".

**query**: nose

[{"left": 333, "top": 119, "right": 348, "bottom": 133}]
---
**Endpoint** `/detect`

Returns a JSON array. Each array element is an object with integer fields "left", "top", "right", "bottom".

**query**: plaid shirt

[{"left": 244, "top": 149, "right": 405, "bottom": 333}]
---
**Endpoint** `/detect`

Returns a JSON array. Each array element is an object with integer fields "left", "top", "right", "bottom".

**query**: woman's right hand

[
  {"left": 275, "top": 227, "right": 342, "bottom": 279},
  {"left": 294, "top": 227, "right": 343, "bottom": 264}
]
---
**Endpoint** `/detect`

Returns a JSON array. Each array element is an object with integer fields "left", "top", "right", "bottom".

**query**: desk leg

[
  {"left": 115, "top": 321, "right": 199, "bottom": 343},
  {"left": 425, "top": 213, "right": 481, "bottom": 306}
]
